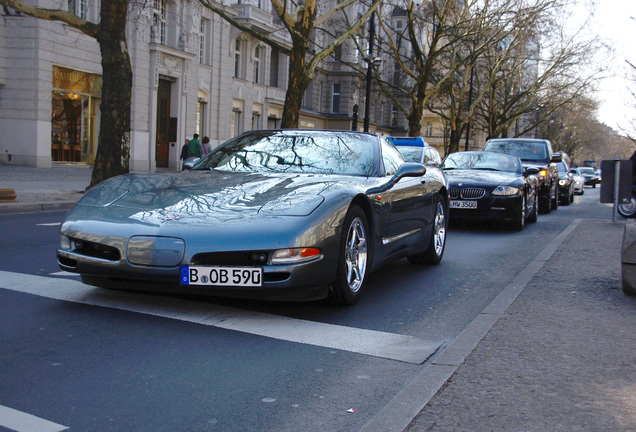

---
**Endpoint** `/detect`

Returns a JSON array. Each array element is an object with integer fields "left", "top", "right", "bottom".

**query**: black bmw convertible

[{"left": 441, "top": 151, "right": 540, "bottom": 230}]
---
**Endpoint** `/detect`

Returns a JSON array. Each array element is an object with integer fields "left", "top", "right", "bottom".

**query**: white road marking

[
  {"left": 36, "top": 223, "right": 61, "bottom": 227},
  {"left": 0, "top": 270, "right": 440, "bottom": 364},
  {"left": 0, "top": 405, "right": 68, "bottom": 432}
]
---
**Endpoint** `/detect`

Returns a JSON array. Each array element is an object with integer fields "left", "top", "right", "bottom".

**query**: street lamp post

[{"left": 363, "top": 12, "right": 376, "bottom": 133}]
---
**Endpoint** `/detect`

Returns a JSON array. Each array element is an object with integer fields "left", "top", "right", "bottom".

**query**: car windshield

[
  {"left": 578, "top": 167, "right": 594, "bottom": 174},
  {"left": 557, "top": 162, "right": 569, "bottom": 173},
  {"left": 442, "top": 152, "right": 521, "bottom": 174},
  {"left": 192, "top": 131, "right": 378, "bottom": 176},
  {"left": 395, "top": 146, "right": 424, "bottom": 163},
  {"left": 486, "top": 140, "right": 548, "bottom": 162}
]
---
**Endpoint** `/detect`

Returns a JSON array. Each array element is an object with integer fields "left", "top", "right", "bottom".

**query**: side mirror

[
  {"left": 394, "top": 162, "right": 427, "bottom": 181},
  {"left": 183, "top": 157, "right": 201, "bottom": 170},
  {"left": 367, "top": 163, "right": 427, "bottom": 194},
  {"left": 524, "top": 167, "right": 540, "bottom": 176},
  {"left": 551, "top": 153, "right": 563, "bottom": 163}
]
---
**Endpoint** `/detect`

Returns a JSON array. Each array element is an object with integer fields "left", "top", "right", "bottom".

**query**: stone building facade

[{"left": 0, "top": 0, "right": 452, "bottom": 171}]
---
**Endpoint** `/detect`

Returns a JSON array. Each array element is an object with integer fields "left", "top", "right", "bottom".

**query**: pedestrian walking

[
  {"left": 201, "top": 136, "right": 212, "bottom": 157},
  {"left": 188, "top": 133, "right": 201, "bottom": 158}
]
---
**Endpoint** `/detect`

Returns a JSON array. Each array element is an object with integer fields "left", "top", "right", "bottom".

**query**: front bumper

[{"left": 449, "top": 195, "right": 523, "bottom": 222}]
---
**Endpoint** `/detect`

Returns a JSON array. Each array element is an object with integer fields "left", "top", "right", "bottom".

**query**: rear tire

[
  {"left": 408, "top": 195, "right": 447, "bottom": 265},
  {"left": 330, "top": 205, "right": 369, "bottom": 305},
  {"left": 618, "top": 196, "right": 636, "bottom": 219}
]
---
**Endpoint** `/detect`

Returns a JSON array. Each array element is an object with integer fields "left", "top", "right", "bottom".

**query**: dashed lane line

[
  {"left": 0, "top": 270, "right": 441, "bottom": 364},
  {"left": 0, "top": 405, "right": 68, "bottom": 432}
]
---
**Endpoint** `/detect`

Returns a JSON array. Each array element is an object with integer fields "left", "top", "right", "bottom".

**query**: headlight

[
  {"left": 492, "top": 186, "right": 520, "bottom": 196},
  {"left": 559, "top": 180, "right": 568, "bottom": 186},
  {"left": 60, "top": 235, "right": 72, "bottom": 251},
  {"left": 539, "top": 170, "right": 548, "bottom": 180},
  {"left": 271, "top": 248, "right": 321, "bottom": 265}
]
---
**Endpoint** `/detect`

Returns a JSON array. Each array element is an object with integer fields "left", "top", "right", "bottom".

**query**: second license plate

[{"left": 449, "top": 200, "right": 478, "bottom": 209}]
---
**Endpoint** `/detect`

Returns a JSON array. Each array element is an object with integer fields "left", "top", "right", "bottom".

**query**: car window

[
  {"left": 395, "top": 146, "right": 424, "bottom": 163},
  {"left": 425, "top": 147, "right": 442, "bottom": 166},
  {"left": 442, "top": 152, "right": 521, "bottom": 174},
  {"left": 194, "top": 131, "right": 378, "bottom": 176},
  {"left": 557, "top": 161, "right": 570, "bottom": 173},
  {"left": 380, "top": 139, "right": 405, "bottom": 176},
  {"left": 484, "top": 140, "right": 549, "bottom": 162}
]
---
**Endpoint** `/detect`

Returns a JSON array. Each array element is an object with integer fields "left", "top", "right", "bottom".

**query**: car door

[{"left": 379, "top": 139, "right": 434, "bottom": 255}]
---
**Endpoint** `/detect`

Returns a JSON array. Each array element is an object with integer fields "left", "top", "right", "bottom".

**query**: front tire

[
  {"left": 527, "top": 191, "right": 538, "bottom": 223},
  {"left": 330, "top": 205, "right": 369, "bottom": 305},
  {"left": 551, "top": 182, "right": 559, "bottom": 210},
  {"left": 408, "top": 195, "right": 447, "bottom": 265},
  {"left": 511, "top": 194, "right": 526, "bottom": 231}
]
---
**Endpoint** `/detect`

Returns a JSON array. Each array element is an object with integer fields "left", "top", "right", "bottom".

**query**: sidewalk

[
  {"left": 406, "top": 219, "right": 636, "bottom": 431},
  {"left": 0, "top": 164, "right": 91, "bottom": 213}
]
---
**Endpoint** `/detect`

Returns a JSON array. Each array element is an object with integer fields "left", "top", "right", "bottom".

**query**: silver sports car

[{"left": 58, "top": 130, "right": 448, "bottom": 304}]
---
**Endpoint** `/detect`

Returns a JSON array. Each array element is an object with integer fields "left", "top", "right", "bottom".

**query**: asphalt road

[{"left": 0, "top": 187, "right": 613, "bottom": 432}]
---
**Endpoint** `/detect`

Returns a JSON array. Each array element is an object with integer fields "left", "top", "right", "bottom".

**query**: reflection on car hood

[
  {"left": 75, "top": 171, "right": 354, "bottom": 224},
  {"left": 443, "top": 170, "right": 518, "bottom": 187}
]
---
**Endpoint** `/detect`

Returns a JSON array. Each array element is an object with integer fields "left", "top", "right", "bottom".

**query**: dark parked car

[
  {"left": 441, "top": 151, "right": 539, "bottom": 230},
  {"left": 58, "top": 130, "right": 448, "bottom": 305},
  {"left": 578, "top": 167, "right": 600, "bottom": 187},
  {"left": 483, "top": 138, "right": 562, "bottom": 214},
  {"left": 388, "top": 136, "right": 442, "bottom": 166},
  {"left": 557, "top": 159, "right": 574, "bottom": 206}
]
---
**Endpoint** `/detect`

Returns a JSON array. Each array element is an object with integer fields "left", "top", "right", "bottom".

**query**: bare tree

[
  {"left": 199, "top": 0, "right": 381, "bottom": 128},
  {"left": 473, "top": 0, "right": 604, "bottom": 141},
  {"left": 1, "top": 0, "right": 132, "bottom": 189}
]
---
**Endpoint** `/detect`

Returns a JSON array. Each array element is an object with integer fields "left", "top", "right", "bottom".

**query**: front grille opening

[
  {"left": 263, "top": 272, "right": 290, "bottom": 283},
  {"left": 460, "top": 188, "right": 486, "bottom": 199},
  {"left": 191, "top": 251, "right": 271, "bottom": 266},
  {"left": 58, "top": 256, "right": 77, "bottom": 268},
  {"left": 73, "top": 239, "right": 121, "bottom": 262}
]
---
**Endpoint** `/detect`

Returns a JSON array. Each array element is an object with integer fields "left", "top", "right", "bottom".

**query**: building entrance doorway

[{"left": 156, "top": 79, "right": 172, "bottom": 168}]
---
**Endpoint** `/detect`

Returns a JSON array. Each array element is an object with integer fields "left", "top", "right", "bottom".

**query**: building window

[
  {"left": 199, "top": 18, "right": 209, "bottom": 65},
  {"left": 153, "top": 0, "right": 167, "bottom": 45},
  {"left": 197, "top": 99, "right": 207, "bottom": 136},
  {"left": 332, "top": 84, "right": 341, "bottom": 114},
  {"left": 333, "top": 45, "right": 342, "bottom": 62},
  {"left": 252, "top": 112, "right": 261, "bottom": 130},
  {"left": 68, "top": 0, "right": 88, "bottom": 19},
  {"left": 254, "top": 46, "right": 261, "bottom": 84},
  {"left": 391, "top": 106, "right": 399, "bottom": 128},
  {"left": 232, "top": 109, "right": 242, "bottom": 138},
  {"left": 302, "top": 81, "right": 313, "bottom": 109},
  {"left": 234, "top": 39, "right": 243, "bottom": 79},
  {"left": 270, "top": 49, "right": 280, "bottom": 87},
  {"left": 424, "top": 121, "right": 433, "bottom": 137}
]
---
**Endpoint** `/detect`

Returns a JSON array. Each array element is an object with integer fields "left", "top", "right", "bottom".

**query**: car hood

[
  {"left": 444, "top": 170, "right": 519, "bottom": 187},
  {"left": 73, "top": 170, "right": 362, "bottom": 225}
]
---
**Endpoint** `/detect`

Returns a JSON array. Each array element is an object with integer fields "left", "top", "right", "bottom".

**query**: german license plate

[
  {"left": 181, "top": 266, "right": 262, "bottom": 287},
  {"left": 449, "top": 200, "right": 478, "bottom": 209}
]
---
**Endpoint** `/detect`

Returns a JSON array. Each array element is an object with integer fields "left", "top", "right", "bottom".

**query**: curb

[{"left": 0, "top": 201, "right": 76, "bottom": 214}]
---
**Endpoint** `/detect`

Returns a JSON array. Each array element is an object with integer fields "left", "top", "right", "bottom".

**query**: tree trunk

[
  {"left": 280, "top": 34, "right": 310, "bottom": 128},
  {"left": 89, "top": 0, "right": 132, "bottom": 189}
]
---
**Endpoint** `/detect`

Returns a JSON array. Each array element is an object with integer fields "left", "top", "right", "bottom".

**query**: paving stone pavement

[{"left": 407, "top": 219, "right": 636, "bottom": 432}]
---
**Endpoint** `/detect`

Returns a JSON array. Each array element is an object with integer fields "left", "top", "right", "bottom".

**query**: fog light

[{"left": 60, "top": 235, "right": 71, "bottom": 251}]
